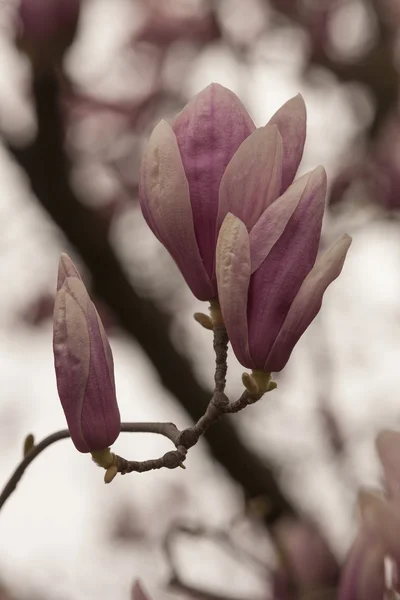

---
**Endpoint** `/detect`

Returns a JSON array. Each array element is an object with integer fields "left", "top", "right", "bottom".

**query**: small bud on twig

[
  {"left": 193, "top": 312, "right": 213, "bottom": 330},
  {"left": 104, "top": 465, "right": 118, "bottom": 483},
  {"left": 242, "top": 372, "right": 259, "bottom": 395},
  {"left": 91, "top": 448, "right": 115, "bottom": 469},
  {"left": 23, "top": 434, "right": 35, "bottom": 457}
]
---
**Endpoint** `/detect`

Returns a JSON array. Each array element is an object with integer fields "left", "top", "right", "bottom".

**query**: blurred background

[{"left": 0, "top": 0, "right": 399, "bottom": 598}]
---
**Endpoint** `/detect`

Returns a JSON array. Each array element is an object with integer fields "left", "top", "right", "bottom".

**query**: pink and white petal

[
  {"left": 360, "top": 490, "right": 400, "bottom": 565},
  {"left": 217, "top": 125, "right": 283, "bottom": 232},
  {"left": 268, "top": 94, "right": 307, "bottom": 193},
  {"left": 264, "top": 234, "right": 351, "bottom": 372},
  {"left": 246, "top": 167, "right": 328, "bottom": 368},
  {"left": 249, "top": 171, "right": 313, "bottom": 273},
  {"left": 173, "top": 83, "right": 255, "bottom": 276},
  {"left": 57, "top": 253, "right": 81, "bottom": 290},
  {"left": 376, "top": 430, "right": 400, "bottom": 499},
  {"left": 80, "top": 301, "right": 120, "bottom": 451},
  {"left": 53, "top": 278, "right": 91, "bottom": 452},
  {"left": 216, "top": 214, "right": 253, "bottom": 368},
  {"left": 140, "top": 120, "right": 214, "bottom": 300},
  {"left": 357, "top": 542, "right": 386, "bottom": 600},
  {"left": 338, "top": 529, "right": 385, "bottom": 600}
]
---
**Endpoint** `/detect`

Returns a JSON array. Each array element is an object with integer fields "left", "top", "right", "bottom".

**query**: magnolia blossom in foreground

[
  {"left": 53, "top": 254, "right": 120, "bottom": 453},
  {"left": 216, "top": 166, "right": 351, "bottom": 373},
  {"left": 139, "top": 83, "right": 306, "bottom": 300},
  {"left": 272, "top": 518, "right": 338, "bottom": 599},
  {"left": 337, "top": 430, "right": 400, "bottom": 599},
  {"left": 338, "top": 528, "right": 385, "bottom": 600}
]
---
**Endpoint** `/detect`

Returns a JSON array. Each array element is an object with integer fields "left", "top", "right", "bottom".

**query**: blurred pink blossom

[
  {"left": 272, "top": 518, "right": 339, "bottom": 598},
  {"left": 139, "top": 85, "right": 306, "bottom": 300}
]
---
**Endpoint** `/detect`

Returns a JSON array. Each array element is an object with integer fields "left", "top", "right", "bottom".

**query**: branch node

[
  {"left": 163, "top": 451, "right": 183, "bottom": 469},
  {"left": 177, "top": 428, "right": 199, "bottom": 449}
]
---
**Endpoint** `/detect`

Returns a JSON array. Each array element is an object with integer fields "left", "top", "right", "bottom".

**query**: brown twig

[
  {"left": 0, "top": 323, "right": 273, "bottom": 510},
  {"left": 163, "top": 522, "right": 271, "bottom": 600},
  {"left": 0, "top": 422, "right": 181, "bottom": 512}
]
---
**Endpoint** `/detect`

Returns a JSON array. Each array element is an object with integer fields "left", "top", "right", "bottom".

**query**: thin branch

[
  {"left": 164, "top": 522, "right": 271, "bottom": 600},
  {"left": 0, "top": 422, "right": 182, "bottom": 512}
]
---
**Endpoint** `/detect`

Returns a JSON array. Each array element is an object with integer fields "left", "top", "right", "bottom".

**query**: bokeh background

[{"left": 0, "top": 0, "right": 399, "bottom": 598}]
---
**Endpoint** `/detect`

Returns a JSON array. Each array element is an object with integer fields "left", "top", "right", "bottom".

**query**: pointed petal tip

[
  {"left": 57, "top": 253, "right": 81, "bottom": 290},
  {"left": 150, "top": 118, "right": 174, "bottom": 139},
  {"left": 287, "top": 92, "right": 306, "bottom": 113},
  {"left": 337, "top": 233, "right": 353, "bottom": 253},
  {"left": 310, "top": 165, "right": 327, "bottom": 185},
  {"left": 222, "top": 211, "right": 244, "bottom": 228}
]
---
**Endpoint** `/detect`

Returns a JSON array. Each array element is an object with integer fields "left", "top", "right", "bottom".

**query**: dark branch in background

[{"left": 5, "top": 70, "right": 294, "bottom": 525}]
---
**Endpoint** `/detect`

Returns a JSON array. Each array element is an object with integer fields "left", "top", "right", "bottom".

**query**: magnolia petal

[
  {"left": 376, "top": 430, "right": 400, "bottom": 499},
  {"left": 338, "top": 529, "right": 385, "bottom": 600},
  {"left": 274, "top": 518, "right": 338, "bottom": 589},
  {"left": 173, "top": 83, "right": 255, "bottom": 276},
  {"left": 268, "top": 94, "right": 307, "bottom": 193},
  {"left": 53, "top": 279, "right": 89, "bottom": 452},
  {"left": 132, "top": 582, "right": 151, "bottom": 600},
  {"left": 80, "top": 301, "right": 120, "bottom": 451},
  {"left": 357, "top": 541, "right": 386, "bottom": 600},
  {"left": 360, "top": 490, "right": 400, "bottom": 565},
  {"left": 246, "top": 166, "right": 327, "bottom": 368},
  {"left": 140, "top": 119, "right": 214, "bottom": 300},
  {"left": 53, "top": 277, "right": 120, "bottom": 453},
  {"left": 217, "top": 125, "right": 283, "bottom": 232},
  {"left": 216, "top": 214, "right": 253, "bottom": 368},
  {"left": 249, "top": 171, "right": 313, "bottom": 273},
  {"left": 57, "top": 253, "right": 81, "bottom": 290},
  {"left": 265, "top": 234, "right": 351, "bottom": 372}
]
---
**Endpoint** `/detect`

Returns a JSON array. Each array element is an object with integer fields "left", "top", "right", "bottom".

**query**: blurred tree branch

[
  {"left": 5, "top": 70, "right": 294, "bottom": 525},
  {"left": 269, "top": 0, "right": 398, "bottom": 136}
]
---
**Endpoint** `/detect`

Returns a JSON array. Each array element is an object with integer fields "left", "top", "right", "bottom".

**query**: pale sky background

[{"left": 0, "top": 1, "right": 398, "bottom": 599}]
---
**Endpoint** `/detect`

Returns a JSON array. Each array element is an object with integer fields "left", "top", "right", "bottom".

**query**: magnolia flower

[
  {"left": 139, "top": 83, "right": 306, "bottom": 300},
  {"left": 53, "top": 254, "right": 120, "bottom": 453},
  {"left": 338, "top": 429, "right": 400, "bottom": 599},
  {"left": 216, "top": 167, "right": 351, "bottom": 373},
  {"left": 272, "top": 518, "right": 338, "bottom": 599},
  {"left": 358, "top": 431, "right": 400, "bottom": 571}
]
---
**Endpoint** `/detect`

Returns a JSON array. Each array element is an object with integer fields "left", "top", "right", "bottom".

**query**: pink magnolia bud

[
  {"left": 53, "top": 254, "right": 120, "bottom": 453},
  {"left": 216, "top": 167, "right": 351, "bottom": 373},
  {"left": 139, "top": 84, "right": 306, "bottom": 300}
]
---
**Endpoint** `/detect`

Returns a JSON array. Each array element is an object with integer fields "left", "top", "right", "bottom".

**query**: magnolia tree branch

[
  {"left": 0, "top": 326, "right": 272, "bottom": 510},
  {"left": 5, "top": 68, "right": 295, "bottom": 524},
  {"left": 0, "top": 422, "right": 179, "bottom": 512}
]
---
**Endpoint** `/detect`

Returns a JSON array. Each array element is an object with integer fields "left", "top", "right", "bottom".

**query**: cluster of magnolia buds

[
  {"left": 52, "top": 84, "right": 351, "bottom": 466},
  {"left": 140, "top": 83, "right": 351, "bottom": 371}
]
